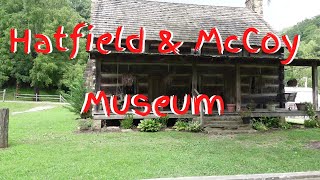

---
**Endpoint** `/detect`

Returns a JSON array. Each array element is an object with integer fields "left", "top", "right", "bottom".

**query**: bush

[
  {"left": 279, "top": 122, "right": 292, "bottom": 130},
  {"left": 260, "top": 117, "right": 280, "bottom": 128},
  {"left": 304, "top": 119, "right": 319, "bottom": 128},
  {"left": 62, "top": 78, "right": 91, "bottom": 119},
  {"left": 137, "top": 119, "right": 162, "bottom": 132},
  {"left": 186, "top": 121, "right": 202, "bottom": 132},
  {"left": 305, "top": 102, "right": 316, "bottom": 118},
  {"left": 154, "top": 115, "right": 169, "bottom": 128},
  {"left": 252, "top": 121, "right": 268, "bottom": 131},
  {"left": 78, "top": 119, "right": 93, "bottom": 131},
  {"left": 120, "top": 114, "right": 133, "bottom": 129},
  {"left": 173, "top": 121, "right": 189, "bottom": 131}
]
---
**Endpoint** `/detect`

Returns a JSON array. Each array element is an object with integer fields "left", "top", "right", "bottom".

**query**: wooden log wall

[
  {"left": 96, "top": 55, "right": 281, "bottom": 110},
  {"left": 197, "top": 65, "right": 228, "bottom": 98},
  {"left": 99, "top": 62, "right": 193, "bottom": 101},
  {"left": 240, "top": 65, "right": 279, "bottom": 107},
  {"left": 198, "top": 64, "right": 280, "bottom": 108}
]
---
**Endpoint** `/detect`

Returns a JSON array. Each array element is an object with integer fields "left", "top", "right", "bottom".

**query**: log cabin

[{"left": 85, "top": 0, "right": 320, "bottom": 129}]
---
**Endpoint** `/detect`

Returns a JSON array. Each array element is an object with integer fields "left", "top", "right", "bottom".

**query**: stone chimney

[{"left": 245, "top": 0, "right": 263, "bottom": 15}]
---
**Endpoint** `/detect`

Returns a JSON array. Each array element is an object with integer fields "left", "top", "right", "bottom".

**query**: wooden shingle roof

[{"left": 91, "top": 0, "right": 277, "bottom": 46}]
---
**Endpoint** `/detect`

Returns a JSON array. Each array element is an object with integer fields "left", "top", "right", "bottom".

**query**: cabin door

[{"left": 148, "top": 75, "right": 165, "bottom": 102}]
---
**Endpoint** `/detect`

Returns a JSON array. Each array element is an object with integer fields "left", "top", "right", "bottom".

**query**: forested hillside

[
  {"left": 0, "top": 0, "right": 91, "bottom": 93},
  {"left": 285, "top": 15, "right": 320, "bottom": 59},
  {"left": 283, "top": 15, "right": 320, "bottom": 87}
]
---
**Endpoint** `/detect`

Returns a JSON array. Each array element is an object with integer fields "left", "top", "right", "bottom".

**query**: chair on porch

[{"left": 284, "top": 92, "right": 297, "bottom": 110}]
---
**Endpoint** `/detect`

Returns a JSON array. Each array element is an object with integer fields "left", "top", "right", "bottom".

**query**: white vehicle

[
  {"left": 285, "top": 87, "right": 319, "bottom": 124},
  {"left": 285, "top": 87, "right": 320, "bottom": 110}
]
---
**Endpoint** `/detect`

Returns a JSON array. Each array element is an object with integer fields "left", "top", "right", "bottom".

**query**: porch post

[
  {"left": 278, "top": 65, "right": 285, "bottom": 108},
  {"left": 192, "top": 62, "right": 203, "bottom": 125},
  {"left": 192, "top": 62, "right": 198, "bottom": 95},
  {"left": 312, "top": 62, "right": 318, "bottom": 110},
  {"left": 235, "top": 64, "right": 241, "bottom": 111},
  {"left": 95, "top": 58, "right": 101, "bottom": 112}
]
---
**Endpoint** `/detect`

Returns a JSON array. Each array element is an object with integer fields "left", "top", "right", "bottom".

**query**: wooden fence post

[
  {"left": 2, "top": 89, "right": 5, "bottom": 102},
  {"left": 0, "top": 108, "right": 9, "bottom": 148}
]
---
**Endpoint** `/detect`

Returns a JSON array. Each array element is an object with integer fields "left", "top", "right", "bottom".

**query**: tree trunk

[
  {"left": 15, "top": 81, "right": 20, "bottom": 95},
  {"left": 0, "top": 108, "right": 9, "bottom": 148}
]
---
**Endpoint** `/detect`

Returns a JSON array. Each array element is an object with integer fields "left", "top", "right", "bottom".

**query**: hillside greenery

[{"left": 284, "top": 15, "right": 320, "bottom": 87}]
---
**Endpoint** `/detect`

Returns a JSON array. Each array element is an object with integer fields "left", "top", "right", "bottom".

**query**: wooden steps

[
  {"left": 204, "top": 127, "right": 257, "bottom": 135},
  {"left": 203, "top": 115, "right": 255, "bottom": 134}
]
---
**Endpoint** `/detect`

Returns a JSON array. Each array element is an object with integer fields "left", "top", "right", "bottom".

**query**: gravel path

[{"left": 12, "top": 105, "right": 56, "bottom": 115}]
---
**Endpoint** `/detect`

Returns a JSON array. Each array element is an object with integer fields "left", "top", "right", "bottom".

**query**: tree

[
  {"left": 0, "top": 0, "right": 90, "bottom": 93},
  {"left": 69, "top": 0, "right": 91, "bottom": 21}
]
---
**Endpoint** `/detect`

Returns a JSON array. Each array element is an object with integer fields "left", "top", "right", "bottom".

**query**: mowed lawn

[{"left": 1, "top": 102, "right": 320, "bottom": 179}]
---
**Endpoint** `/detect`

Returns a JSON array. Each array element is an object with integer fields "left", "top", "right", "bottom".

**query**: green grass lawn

[{"left": 1, "top": 102, "right": 320, "bottom": 179}]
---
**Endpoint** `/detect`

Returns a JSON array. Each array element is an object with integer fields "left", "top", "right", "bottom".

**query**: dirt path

[{"left": 12, "top": 105, "right": 56, "bottom": 115}]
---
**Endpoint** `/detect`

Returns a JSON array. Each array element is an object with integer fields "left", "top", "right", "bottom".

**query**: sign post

[{"left": 0, "top": 108, "right": 9, "bottom": 148}]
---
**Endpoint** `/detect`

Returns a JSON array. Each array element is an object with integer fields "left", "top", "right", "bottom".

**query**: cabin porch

[
  {"left": 89, "top": 53, "right": 320, "bottom": 128},
  {"left": 93, "top": 109, "right": 320, "bottom": 120},
  {"left": 93, "top": 109, "right": 320, "bottom": 131}
]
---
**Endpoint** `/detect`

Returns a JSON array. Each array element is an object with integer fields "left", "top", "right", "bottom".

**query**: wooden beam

[
  {"left": 95, "top": 59, "right": 101, "bottom": 112},
  {"left": 192, "top": 62, "right": 198, "bottom": 96},
  {"left": 101, "top": 62, "right": 192, "bottom": 66},
  {"left": 236, "top": 64, "right": 241, "bottom": 111},
  {"left": 95, "top": 59, "right": 101, "bottom": 92},
  {"left": 278, "top": 65, "right": 285, "bottom": 108},
  {"left": 93, "top": 112, "right": 195, "bottom": 120},
  {"left": 312, "top": 62, "right": 318, "bottom": 110},
  {"left": 93, "top": 110, "right": 320, "bottom": 120},
  {"left": 0, "top": 108, "right": 9, "bottom": 148}
]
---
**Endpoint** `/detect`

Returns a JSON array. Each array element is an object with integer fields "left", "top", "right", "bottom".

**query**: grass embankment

[{"left": 0, "top": 102, "right": 320, "bottom": 179}]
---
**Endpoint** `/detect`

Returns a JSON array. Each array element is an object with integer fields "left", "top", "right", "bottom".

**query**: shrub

[
  {"left": 252, "top": 121, "right": 268, "bottom": 131},
  {"left": 154, "top": 115, "right": 169, "bottom": 128},
  {"left": 120, "top": 114, "right": 134, "bottom": 129},
  {"left": 137, "top": 119, "right": 162, "bottom": 132},
  {"left": 305, "top": 102, "right": 316, "bottom": 118},
  {"left": 279, "top": 122, "right": 292, "bottom": 130},
  {"left": 62, "top": 78, "right": 91, "bottom": 119},
  {"left": 173, "top": 121, "right": 189, "bottom": 131},
  {"left": 304, "top": 119, "right": 319, "bottom": 128},
  {"left": 260, "top": 117, "right": 280, "bottom": 128},
  {"left": 78, "top": 119, "right": 93, "bottom": 131},
  {"left": 186, "top": 121, "right": 202, "bottom": 132}
]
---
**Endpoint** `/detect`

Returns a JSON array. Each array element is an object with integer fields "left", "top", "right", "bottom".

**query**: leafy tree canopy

[{"left": 0, "top": 0, "right": 91, "bottom": 91}]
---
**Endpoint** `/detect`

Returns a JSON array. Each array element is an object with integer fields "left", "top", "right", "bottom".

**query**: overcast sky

[{"left": 152, "top": 0, "right": 320, "bottom": 31}]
